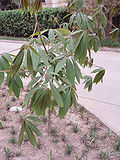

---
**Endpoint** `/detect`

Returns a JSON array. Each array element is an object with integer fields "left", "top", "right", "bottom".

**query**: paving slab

[
  {"left": 77, "top": 49, "right": 120, "bottom": 135},
  {"left": 0, "top": 40, "right": 120, "bottom": 135}
]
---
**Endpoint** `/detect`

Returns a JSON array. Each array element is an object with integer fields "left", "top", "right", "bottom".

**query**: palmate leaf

[
  {"left": 25, "top": 123, "right": 37, "bottom": 147},
  {"left": 92, "top": 68, "right": 105, "bottom": 84},
  {"left": 26, "top": 116, "right": 43, "bottom": 124},
  {"left": 31, "top": 88, "right": 51, "bottom": 116},
  {"left": 83, "top": 76, "right": 93, "bottom": 91},
  {"left": 23, "top": 89, "right": 37, "bottom": 107},
  {"left": 50, "top": 82, "right": 63, "bottom": 108},
  {"left": 26, "top": 120, "right": 42, "bottom": 137},
  {"left": 93, "top": 70, "right": 105, "bottom": 84},
  {"left": 29, "top": 46, "right": 38, "bottom": 56},
  {"left": 18, "top": 122, "right": 25, "bottom": 148}
]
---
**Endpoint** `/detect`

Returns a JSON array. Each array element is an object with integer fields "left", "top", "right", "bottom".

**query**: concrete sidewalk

[
  {"left": 0, "top": 40, "right": 120, "bottom": 135},
  {"left": 77, "top": 50, "right": 120, "bottom": 135}
]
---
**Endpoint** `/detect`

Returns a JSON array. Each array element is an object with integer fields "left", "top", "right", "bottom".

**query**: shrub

[
  {"left": 100, "top": 39, "right": 120, "bottom": 48},
  {"left": 0, "top": 8, "right": 69, "bottom": 37}
]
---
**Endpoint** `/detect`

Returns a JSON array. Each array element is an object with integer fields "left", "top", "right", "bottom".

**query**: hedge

[{"left": 0, "top": 8, "right": 69, "bottom": 37}]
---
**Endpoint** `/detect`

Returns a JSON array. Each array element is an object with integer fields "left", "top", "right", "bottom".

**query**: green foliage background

[{"left": 0, "top": 7, "right": 69, "bottom": 37}]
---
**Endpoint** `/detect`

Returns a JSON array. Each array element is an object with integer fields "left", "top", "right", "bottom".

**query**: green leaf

[
  {"left": 101, "top": 15, "right": 107, "bottom": 27},
  {"left": 93, "top": 38, "right": 100, "bottom": 52},
  {"left": 51, "top": 55, "right": 65, "bottom": 63},
  {"left": 18, "top": 123, "right": 24, "bottom": 148},
  {"left": 73, "top": 61, "right": 82, "bottom": 83},
  {"left": 55, "top": 57, "right": 66, "bottom": 73},
  {"left": 71, "top": 90, "right": 77, "bottom": 110},
  {"left": 2, "top": 53, "right": 13, "bottom": 63},
  {"left": 0, "top": 62, "right": 4, "bottom": 86},
  {"left": 92, "top": 68, "right": 104, "bottom": 73},
  {"left": 26, "top": 116, "right": 43, "bottom": 124},
  {"left": 27, "top": 49, "right": 33, "bottom": 75},
  {"left": 66, "top": 58, "right": 75, "bottom": 84},
  {"left": 76, "top": 13, "right": 82, "bottom": 27},
  {"left": 74, "top": 31, "right": 84, "bottom": 51},
  {"left": 23, "top": 89, "right": 37, "bottom": 107},
  {"left": 75, "top": 0, "right": 83, "bottom": 11},
  {"left": 15, "top": 75, "right": 23, "bottom": 89},
  {"left": 50, "top": 82, "right": 63, "bottom": 107},
  {"left": 83, "top": 76, "right": 93, "bottom": 91},
  {"left": 0, "top": 56, "right": 10, "bottom": 70},
  {"left": 93, "top": 70, "right": 105, "bottom": 84},
  {"left": 48, "top": 29, "right": 55, "bottom": 41},
  {"left": 27, "top": 76, "right": 40, "bottom": 89},
  {"left": 31, "top": 51, "right": 39, "bottom": 71},
  {"left": 59, "top": 90, "right": 71, "bottom": 118},
  {"left": 31, "top": 88, "right": 51, "bottom": 116},
  {"left": 56, "top": 28, "right": 71, "bottom": 35},
  {"left": 11, "top": 78, "right": 20, "bottom": 98},
  {"left": 29, "top": 46, "right": 38, "bottom": 56},
  {"left": 110, "top": 28, "right": 119, "bottom": 40},
  {"left": 27, "top": 120, "right": 42, "bottom": 137},
  {"left": 12, "top": 47, "right": 24, "bottom": 76},
  {"left": 38, "top": 49, "right": 49, "bottom": 66},
  {"left": 25, "top": 123, "right": 36, "bottom": 147},
  {"left": 74, "top": 34, "right": 87, "bottom": 64},
  {"left": 70, "top": 13, "right": 76, "bottom": 26}
]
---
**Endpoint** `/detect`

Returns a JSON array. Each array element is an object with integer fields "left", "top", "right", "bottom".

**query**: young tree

[{"left": 0, "top": 0, "right": 119, "bottom": 147}]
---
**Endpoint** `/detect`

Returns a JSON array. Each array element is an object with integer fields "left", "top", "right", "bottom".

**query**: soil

[{"left": 0, "top": 82, "right": 120, "bottom": 160}]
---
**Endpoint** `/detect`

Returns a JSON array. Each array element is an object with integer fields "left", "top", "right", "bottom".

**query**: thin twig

[
  {"left": 29, "top": 22, "right": 38, "bottom": 43},
  {"left": 0, "top": 70, "right": 10, "bottom": 73},
  {"left": 20, "top": 68, "right": 46, "bottom": 87},
  {"left": 105, "top": 16, "right": 120, "bottom": 30},
  {"left": 34, "top": 12, "right": 49, "bottom": 56},
  {"left": 54, "top": 73, "right": 73, "bottom": 89}
]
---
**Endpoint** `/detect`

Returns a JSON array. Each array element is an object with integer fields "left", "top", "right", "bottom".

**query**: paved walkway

[
  {"left": 0, "top": 40, "right": 120, "bottom": 135},
  {"left": 77, "top": 50, "right": 120, "bottom": 135}
]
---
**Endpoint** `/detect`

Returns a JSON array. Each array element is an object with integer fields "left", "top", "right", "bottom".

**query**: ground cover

[{"left": 0, "top": 82, "right": 120, "bottom": 160}]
